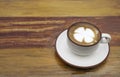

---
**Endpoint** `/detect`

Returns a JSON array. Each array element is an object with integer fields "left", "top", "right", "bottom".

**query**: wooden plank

[
  {"left": 0, "top": 17, "right": 119, "bottom": 48},
  {"left": 0, "top": 47, "right": 119, "bottom": 77},
  {"left": 0, "top": 0, "right": 119, "bottom": 16}
]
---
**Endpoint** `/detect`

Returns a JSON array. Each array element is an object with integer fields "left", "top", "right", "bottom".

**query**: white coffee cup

[{"left": 67, "top": 22, "right": 111, "bottom": 56}]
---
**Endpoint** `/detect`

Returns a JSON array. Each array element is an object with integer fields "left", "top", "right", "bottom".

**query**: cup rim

[{"left": 67, "top": 22, "right": 102, "bottom": 47}]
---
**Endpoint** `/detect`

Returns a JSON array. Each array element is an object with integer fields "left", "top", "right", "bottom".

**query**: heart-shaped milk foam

[{"left": 74, "top": 27, "right": 95, "bottom": 43}]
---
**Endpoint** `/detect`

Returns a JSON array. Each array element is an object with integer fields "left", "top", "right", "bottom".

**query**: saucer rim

[{"left": 55, "top": 30, "right": 110, "bottom": 68}]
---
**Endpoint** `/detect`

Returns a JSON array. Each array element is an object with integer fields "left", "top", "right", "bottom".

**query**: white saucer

[{"left": 55, "top": 30, "right": 110, "bottom": 68}]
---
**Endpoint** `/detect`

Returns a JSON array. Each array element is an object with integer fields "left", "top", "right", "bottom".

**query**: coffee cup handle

[{"left": 101, "top": 33, "right": 111, "bottom": 43}]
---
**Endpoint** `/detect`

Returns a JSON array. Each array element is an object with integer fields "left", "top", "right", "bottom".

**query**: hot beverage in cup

[
  {"left": 67, "top": 22, "right": 101, "bottom": 47},
  {"left": 67, "top": 22, "right": 111, "bottom": 55}
]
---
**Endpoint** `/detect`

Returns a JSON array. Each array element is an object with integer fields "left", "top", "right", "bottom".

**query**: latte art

[
  {"left": 74, "top": 27, "right": 95, "bottom": 43},
  {"left": 68, "top": 22, "right": 101, "bottom": 46}
]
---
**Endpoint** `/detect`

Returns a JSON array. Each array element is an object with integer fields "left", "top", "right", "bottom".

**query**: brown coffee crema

[{"left": 67, "top": 22, "right": 101, "bottom": 46}]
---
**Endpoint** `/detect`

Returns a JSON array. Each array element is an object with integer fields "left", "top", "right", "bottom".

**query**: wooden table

[{"left": 0, "top": 0, "right": 120, "bottom": 77}]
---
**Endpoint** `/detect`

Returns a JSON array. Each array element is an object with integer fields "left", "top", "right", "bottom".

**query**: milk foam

[{"left": 74, "top": 27, "right": 95, "bottom": 43}]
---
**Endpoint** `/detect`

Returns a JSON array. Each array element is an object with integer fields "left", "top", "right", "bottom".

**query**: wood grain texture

[
  {"left": 0, "top": 17, "right": 119, "bottom": 48},
  {"left": 0, "top": 17, "right": 119, "bottom": 77},
  {"left": 0, "top": 0, "right": 120, "bottom": 16}
]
